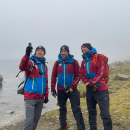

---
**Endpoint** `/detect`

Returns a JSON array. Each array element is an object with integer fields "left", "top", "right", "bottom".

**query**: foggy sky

[{"left": 0, "top": 0, "right": 130, "bottom": 63}]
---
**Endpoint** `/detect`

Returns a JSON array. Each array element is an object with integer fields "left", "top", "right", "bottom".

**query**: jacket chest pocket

[
  {"left": 89, "top": 61, "right": 97, "bottom": 72},
  {"left": 29, "top": 70, "right": 35, "bottom": 78},
  {"left": 66, "top": 64, "right": 74, "bottom": 74},
  {"left": 57, "top": 65, "right": 63, "bottom": 74}
]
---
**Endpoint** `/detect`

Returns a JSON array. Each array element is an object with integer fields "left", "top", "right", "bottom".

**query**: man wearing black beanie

[
  {"left": 51, "top": 45, "right": 85, "bottom": 130},
  {"left": 19, "top": 44, "right": 49, "bottom": 130},
  {"left": 80, "top": 43, "right": 112, "bottom": 130},
  {"left": 35, "top": 45, "right": 46, "bottom": 55},
  {"left": 60, "top": 45, "right": 70, "bottom": 54}
]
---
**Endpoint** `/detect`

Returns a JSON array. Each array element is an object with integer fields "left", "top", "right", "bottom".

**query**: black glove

[
  {"left": 65, "top": 86, "right": 73, "bottom": 93},
  {"left": 86, "top": 84, "right": 93, "bottom": 91},
  {"left": 26, "top": 46, "right": 33, "bottom": 56},
  {"left": 51, "top": 89, "right": 57, "bottom": 98},
  {"left": 44, "top": 98, "right": 49, "bottom": 103}
]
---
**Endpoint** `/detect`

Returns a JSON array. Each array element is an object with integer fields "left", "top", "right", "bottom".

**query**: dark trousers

[
  {"left": 58, "top": 89, "right": 85, "bottom": 130},
  {"left": 22, "top": 98, "right": 44, "bottom": 130},
  {"left": 86, "top": 89, "right": 112, "bottom": 130}
]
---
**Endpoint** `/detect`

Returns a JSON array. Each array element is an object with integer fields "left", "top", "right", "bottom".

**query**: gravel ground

[{"left": 0, "top": 104, "right": 128, "bottom": 130}]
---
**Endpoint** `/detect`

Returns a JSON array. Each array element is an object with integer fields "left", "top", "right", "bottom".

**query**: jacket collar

[
  {"left": 82, "top": 47, "right": 97, "bottom": 61},
  {"left": 58, "top": 53, "right": 74, "bottom": 63},
  {"left": 29, "top": 54, "right": 46, "bottom": 64}
]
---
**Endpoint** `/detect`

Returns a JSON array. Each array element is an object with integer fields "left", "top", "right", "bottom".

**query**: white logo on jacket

[{"left": 35, "top": 65, "right": 38, "bottom": 69}]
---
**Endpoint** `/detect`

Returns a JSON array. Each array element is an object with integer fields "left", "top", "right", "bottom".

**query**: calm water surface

[{"left": 0, "top": 60, "right": 58, "bottom": 128}]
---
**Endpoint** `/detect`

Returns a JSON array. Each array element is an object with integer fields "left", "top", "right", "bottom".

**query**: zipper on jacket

[
  {"left": 41, "top": 63, "right": 43, "bottom": 95},
  {"left": 32, "top": 77, "right": 34, "bottom": 90},
  {"left": 84, "top": 54, "right": 90, "bottom": 74},
  {"left": 64, "top": 63, "right": 65, "bottom": 88},
  {"left": 72, "top": 74, "right": 74, "bottom": 81},
  {"left": 87, "top": 57, "right": 89, "bottom": 74}
]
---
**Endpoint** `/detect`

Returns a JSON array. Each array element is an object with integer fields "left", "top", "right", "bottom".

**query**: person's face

[
  {"left": 61, "top": 50, "right": 69, "bottom": 60},
  {"left": 81, "top": 46, "right": 90, "bottom": 54},
  {"left": 36, "top": 49, "right": 44, "bottom": 58}
]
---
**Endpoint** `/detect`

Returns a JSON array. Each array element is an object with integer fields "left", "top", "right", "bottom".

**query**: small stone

[
  {"left": 6, "top": 111, "right": 14, "bottom": 114},
  {"left": 10, "top": 111, "right": 14, "bottom": 114}
]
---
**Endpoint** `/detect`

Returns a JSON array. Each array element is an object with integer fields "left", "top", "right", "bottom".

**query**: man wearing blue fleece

[{"left": 51, "top": 45, "right": 85, "bottom": 130}]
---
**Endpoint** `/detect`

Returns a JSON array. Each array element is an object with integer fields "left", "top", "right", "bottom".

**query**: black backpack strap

[
  {"left": 56, "top": 60, "right": 64, "bottom": 67},
  {"left": 72, "top": 58, "right": 76, "bottom": 67},
  {"left": 29, "top": 60, "right": 34, "bottom": 72},
  {"left": 23, "top": 60, "right": 35, "bottom": 89},
  {"left": 16, "top": 70, "right": 22, "bottom": 77}
]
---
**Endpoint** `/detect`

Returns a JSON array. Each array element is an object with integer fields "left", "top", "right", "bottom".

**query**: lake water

[{"left": 0, "top": 59, "right": 58, "bottom": 128}]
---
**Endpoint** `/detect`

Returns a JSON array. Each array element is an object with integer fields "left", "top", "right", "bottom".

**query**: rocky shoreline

[{"left": 1, "top": 60, "right": 130, "bottom": 130}]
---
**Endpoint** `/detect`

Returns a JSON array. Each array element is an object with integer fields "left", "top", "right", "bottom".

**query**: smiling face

[
  {"left": 36, "top": 49, "right": 44, "bottom": 58},
  {"left": 61, "top": 50, "right": 69, "bottom": 60},
  {"left": 81, "top": 46, "right": 90, "bottom": 54}
]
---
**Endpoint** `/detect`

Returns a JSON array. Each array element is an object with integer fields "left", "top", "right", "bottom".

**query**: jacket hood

[
  {"left": 82, "top": 47, "right": 97, "bottom": 60},
  {"left": 29, "top": 54, "right": 46, "bottom": 64},
  {"left": 91, "top": 47, "right": 97, "bottom": 54}
]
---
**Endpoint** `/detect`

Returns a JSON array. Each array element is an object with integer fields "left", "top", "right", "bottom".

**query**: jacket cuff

[
  {"left": 70, "top": 85, "right": 75, "bottom": 89},
  {"left": 44, "top": 94, "right": 48, "bottom": 98}
]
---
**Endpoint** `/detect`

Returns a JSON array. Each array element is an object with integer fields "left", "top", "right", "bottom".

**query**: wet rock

[
  {"left": 10, "top": 111, "right": 14, "bottom": 114},
  {"left": 110, "top": 65, "right": 115, "bottom": 70},
  {"left": 114, "top": 73, "right": 129, "bottom": 80},
  {"left": 0, "top": 74, "right": 3, "bottom": 83},
  {"left": 6, "top": 111, "right": 14, "bottom": 114}
]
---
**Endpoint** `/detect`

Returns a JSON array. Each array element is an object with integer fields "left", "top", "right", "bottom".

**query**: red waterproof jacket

[
  {"left": 80, "top": 48, "right": 108, "bottom": 91},
  {"left": 19, "top": 55, "right": 49, "bottom": 99},
  {"left": 51, "top": 54, "right": 80, "bottom": 91}
]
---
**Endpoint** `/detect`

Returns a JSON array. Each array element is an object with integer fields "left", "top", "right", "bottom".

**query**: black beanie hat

[
  {"left": 81, "top": 43, "right": 92, "bottom": 50},
  {"left": 60, "top": 45, "right": 69, "bottom": 53},
  {"left": 35, "top": 45, "right": 46, "bottom": 55}
]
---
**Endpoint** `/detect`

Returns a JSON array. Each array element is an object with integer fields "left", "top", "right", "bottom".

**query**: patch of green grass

[
  {"left": 110, "top": 83, "right": 130, "bottom": 126},
  {"left": 77, "top": 82, "right": 86, "bottom": 98}
]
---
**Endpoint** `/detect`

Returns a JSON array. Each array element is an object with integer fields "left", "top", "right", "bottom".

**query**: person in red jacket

[
  {"left": 19, "top": 44, "right": 49, "bottom": 130},
  {"left": 51, "top": 45, "right": 85, "bottom": 130},
  {"left": 80, "top": 43, "right": 112, "bottom": 130}
]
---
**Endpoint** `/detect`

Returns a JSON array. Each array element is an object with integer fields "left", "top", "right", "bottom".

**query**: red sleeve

[
  {"left": 51, "top": 61, "right": 57, "bottom": 90},
  {"left": 70, "top": 60, "right": 80, "bottom": 89},
  {"left": 19, "top": 55, "right": 31, "bottom": 71},
  {"left": 80, "top": 61, "right": 89, "bottom": 84},
  {"left": 44, "top": 65, "right": 49, "bottom": 98},
  {"left": 90, "top": 56, "right": 106, "bottom": 86}
]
